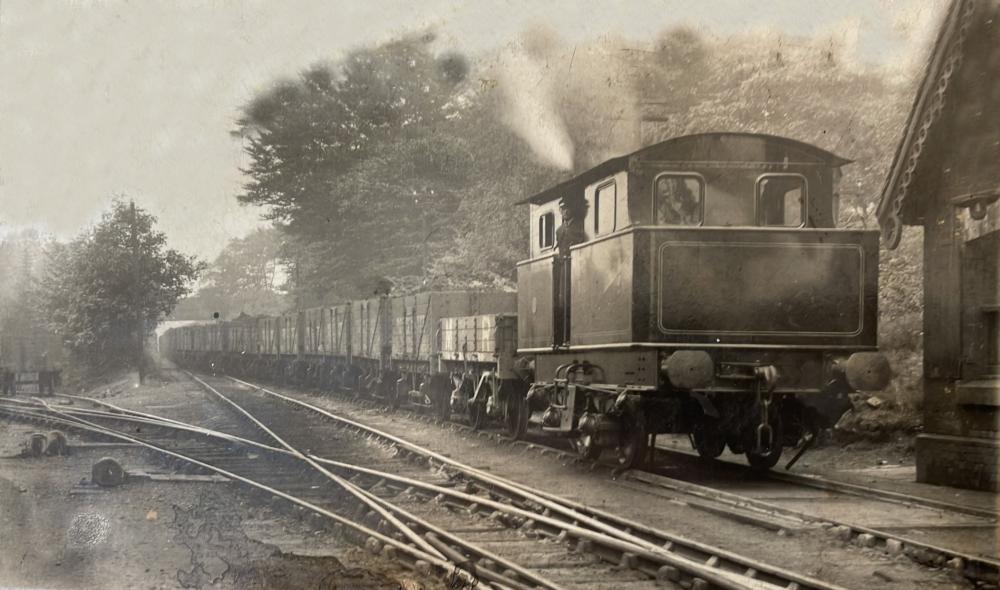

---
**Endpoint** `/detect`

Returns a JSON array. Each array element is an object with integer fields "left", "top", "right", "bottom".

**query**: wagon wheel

[
  {"left": 462, "top": 378, "right": 486, "bottom": 430},
  {"left": 503, "top": 384, "right": 529, "bottom": 440},
  {"left": 615, "top": 414, "right": 647, "bottom": 470},
  {"left": 691, "top": 417, "right": 726, "bottom": 460},
  {"left": 468, "top": 399, "right": 487, "bottom": 430}
]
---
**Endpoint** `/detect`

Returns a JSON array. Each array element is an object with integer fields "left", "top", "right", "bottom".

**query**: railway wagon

[
  {"left": 389, "top": 291, "right": 516, "bottom": 412},
  {"left": 222, "top": 314, "right": 258, "bottom": 374},
  {"left": 437, "top": 313, "right": 522, "bottom": 431},
  {"left": 0, "top": 315, "right": 63, "bottom": 395},
  {"left": 514, "top": 132, "right": 890, "bottom": 469}
]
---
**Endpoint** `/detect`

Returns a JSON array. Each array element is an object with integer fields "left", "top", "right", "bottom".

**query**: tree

[
  {"left": 172, "top": 228, "right": 289, "bottom": 319},
  {"left": 39, "top": 200, "right": 204, "bottom": 378},
  {"left": 236, "top": 33, "right": 477, "bottom": 301}
]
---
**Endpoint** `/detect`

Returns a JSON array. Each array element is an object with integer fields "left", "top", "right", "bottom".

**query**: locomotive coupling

[
  {"left": 837, "top": 352, "right": 892, "bottom": 392},
  {"left": 662, "top": 350, "right": 714, "bottom": 390}
]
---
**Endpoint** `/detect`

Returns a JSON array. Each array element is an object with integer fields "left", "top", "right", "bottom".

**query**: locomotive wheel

[
  {"left": 692, "top": 418, "right": 726, "bottom": 460},
  {"left": 573, "top": 433, "right": 601, "bottom": 461},
  {"left": 615, "top": 415, "right": 647, "bottom": 470}
]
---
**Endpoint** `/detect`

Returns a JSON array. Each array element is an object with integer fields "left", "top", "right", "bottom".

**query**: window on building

[
  {"left": 594, "top": 182, "right": 616, "bottom": 235},
  {"left": 538, "top": 212, "right": 555, "bottom": 250},
  {"left": 653, "top": 173, "right": 704, "bottom": 226},
  {"left": 757, "top": 175, "right": 807, "bottom": 227}
]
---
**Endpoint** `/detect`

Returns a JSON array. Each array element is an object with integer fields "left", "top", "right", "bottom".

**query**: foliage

[
  {"left": 235, "top": 26, "right": 926, "bottom": 404},
  {"left": 38, "top": 201, "right": 204, "bottom": 371},
  {"left": 172, "top": 228, "right": 289, "bottom": 319}
]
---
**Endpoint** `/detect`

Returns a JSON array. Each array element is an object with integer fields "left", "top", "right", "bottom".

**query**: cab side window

[
  {"left": 594, "top": 182, "right": 616, "bottom": 235},
  {"left": 653, "top": 173, "right": 704, "bottom": 226},
  {"left": 538, "top": 212, "right": 555, "bottom": 250},
  {"left": 757, "top": 175, "right": 806, "bottom": 227}
]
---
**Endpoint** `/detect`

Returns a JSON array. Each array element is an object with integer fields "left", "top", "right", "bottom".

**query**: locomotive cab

[{"left": 517, "top": 133, "right": 890, "bottom": 469}]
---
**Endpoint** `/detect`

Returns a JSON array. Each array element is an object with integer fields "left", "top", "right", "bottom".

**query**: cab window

[
  {"left": 757, "top": 175, "right": 806, "bottom": 227},
  {"left": 594, "top": 182, "right": 616, "bottom": 235},
  {"left": 653, "top": 173, "right": 704, "bottom": 226},
  {"left": 538, "top": 212, "right": 555, "bottom": 249}
]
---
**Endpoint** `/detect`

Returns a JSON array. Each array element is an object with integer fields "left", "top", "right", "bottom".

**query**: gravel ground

[
  {"left": 0, "top": 377, "right": 436, "bottom": 590},
  {"left": 253, "top": 385, "right": 976, "bottom": 590},
  {"left": 11, "top": 366, "right": 976, "bottom": 590}
]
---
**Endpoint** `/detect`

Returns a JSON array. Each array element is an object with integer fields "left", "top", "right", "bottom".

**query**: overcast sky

[{"left": 0, "top": 0, "right": 947, "bottom": 260}]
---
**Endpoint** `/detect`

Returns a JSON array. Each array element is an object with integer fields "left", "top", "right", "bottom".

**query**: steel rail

[
  {"left": 321, "top": 372, "right": 1000, "bottom": 586},
  {"left": 185, "top": 373, "right": 447, "bottom": 563},
  {"left": 651, "top": 441, "right": 998, "bottom": 520},
  {"left": 628, "top": 470, "right": 1000, "bottom": 583},
  {"left": 1, "top": 397, "right": 768, "bottom": 589},
  {"left": 219, "top": 373, "right": 841, "bottom": 590},
  {"left": 186, "top": 373, "right": 558, "bottom": 590},
  {"left": 10, "top": 397, "right": 482, "bottom": 588},
  {"left": 3, "top": 395, "right": 767, "bottom": 590},
  {"left": 0, "top": 396, "right": 811, "bottom": 590}
]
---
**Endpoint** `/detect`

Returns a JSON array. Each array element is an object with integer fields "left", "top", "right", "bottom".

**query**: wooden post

[{"left": 130, "top": 201, "right": 145, "bottom": 385}]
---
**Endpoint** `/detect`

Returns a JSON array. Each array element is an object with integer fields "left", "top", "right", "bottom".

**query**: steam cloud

[{"left": 497, "top": 46, "right": 575, "bottom": 171}]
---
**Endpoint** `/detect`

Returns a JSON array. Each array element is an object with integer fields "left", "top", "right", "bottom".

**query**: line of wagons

[
  {"left": 160, "top": 290, "right": 525, "bottom": 430},
  {"left": 163, "top": 132, "right": 894, "bottom": 471}
]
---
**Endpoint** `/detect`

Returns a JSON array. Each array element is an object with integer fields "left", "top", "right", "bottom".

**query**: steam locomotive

[{"left": 161, "top": 132, "right": 891, "bottom": 470}]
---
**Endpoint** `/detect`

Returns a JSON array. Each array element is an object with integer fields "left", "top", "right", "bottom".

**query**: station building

[{"left": 878, "top": 0, "right": 1000, "bottom": 491}]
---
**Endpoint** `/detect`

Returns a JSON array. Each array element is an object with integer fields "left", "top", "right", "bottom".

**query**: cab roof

[{"left": 520, "top": 132, "right": 851, "bottom": 206}]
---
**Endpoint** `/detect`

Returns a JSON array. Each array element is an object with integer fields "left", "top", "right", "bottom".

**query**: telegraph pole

[{"left": 130, "top": 201, "right": 145, "bottom": 384}]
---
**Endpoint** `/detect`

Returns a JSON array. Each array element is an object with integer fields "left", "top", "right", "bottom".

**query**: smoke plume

[{"left": 496, "top": 39, "right": 575, "bottom": 171}]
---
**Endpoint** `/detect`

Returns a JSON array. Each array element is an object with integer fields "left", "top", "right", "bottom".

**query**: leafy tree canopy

[
  {"left": 172, "top": 227, "right": 289, "bottom": 320},
  {"left": 39, "top": 200, "right": 204, "bottom": 371}
]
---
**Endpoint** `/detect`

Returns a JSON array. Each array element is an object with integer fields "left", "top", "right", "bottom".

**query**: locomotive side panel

[
  {"left": 568, "top": 231, "right": 634, "bottom": 346},
  {"left": 517, "top": 255, "right": 556, "bottom": 350},
  {"left": 638, "top": 227, "right": 879, "bottom": 348}
]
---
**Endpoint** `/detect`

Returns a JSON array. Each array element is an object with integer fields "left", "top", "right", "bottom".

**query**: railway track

[
  {"left": 0, "top": 374, "right": 839, "bottom": 590},
  {"left": 208, "top": 371, "right": 999, "bottom": 588},
  {"left": 625, "top": 446, "right": 998, "bottom": 583}
]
